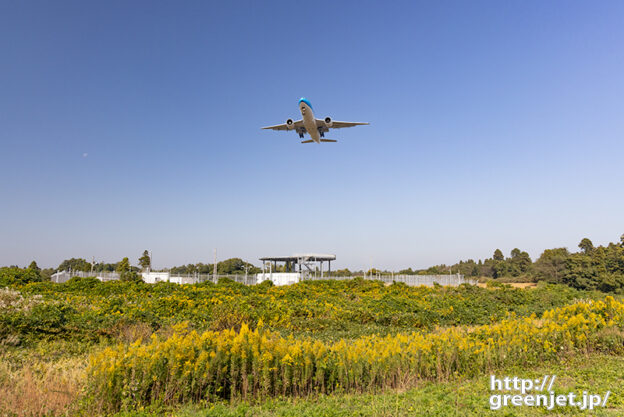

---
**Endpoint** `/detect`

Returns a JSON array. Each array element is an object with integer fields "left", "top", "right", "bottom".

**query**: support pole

[{"left": 213, "top": 249, "right": 217, "bottom": 283}]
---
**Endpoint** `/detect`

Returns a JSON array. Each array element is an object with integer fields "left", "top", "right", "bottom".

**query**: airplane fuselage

[{"left": 299, "top": 100, "right": 320, "bottom": 143}]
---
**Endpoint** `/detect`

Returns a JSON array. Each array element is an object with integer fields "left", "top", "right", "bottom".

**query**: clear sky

[{"left": 1, "top": 1, "right": 623, "bottom": 270}]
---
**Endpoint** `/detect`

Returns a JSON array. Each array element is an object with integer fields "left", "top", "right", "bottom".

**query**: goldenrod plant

[{"left": 87, "top": 297, "right": 624, "bottom": 412}]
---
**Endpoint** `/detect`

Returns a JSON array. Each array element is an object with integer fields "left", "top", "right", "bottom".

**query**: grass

[
  {"left": 112, "top": 353, "right": 624, "bottom": 417},
  {"left": 0, "top": 344, "right": 86, "bottom": 417}
]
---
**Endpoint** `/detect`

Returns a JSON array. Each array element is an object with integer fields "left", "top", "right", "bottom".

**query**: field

[{"left": 2, "top": 275, "right": 624, "bottom": 416}]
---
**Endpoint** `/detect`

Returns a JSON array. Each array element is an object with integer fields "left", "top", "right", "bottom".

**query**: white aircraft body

[{"left": 262, "top": 98, "right": 368, "bottom": 144}]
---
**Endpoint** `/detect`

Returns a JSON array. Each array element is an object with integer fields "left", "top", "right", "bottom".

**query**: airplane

[{"left": 262, "top": 98, "right": 369, "bottom": 144}]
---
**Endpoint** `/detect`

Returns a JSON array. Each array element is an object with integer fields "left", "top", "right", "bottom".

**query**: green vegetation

[
  {"left": 0, "top": 272, "right": 610, "bottom": 346},
  {"left": 426, "top": 235, "right": 624, "bottom": 292},
  {"left": 106, "top": 353, "right": 624, "bottom": 416},
  {"left": 16, "top": 233, "right": 624, "bottom": 293},
  {"left": 87, "top": 297, "right": 624, "bottom": 412},
  {"left": 138, "top": 250, "right": 151, "bottom": 271},
  {"left": 169, "top": 258, "right": 261, "bottom": 275}
]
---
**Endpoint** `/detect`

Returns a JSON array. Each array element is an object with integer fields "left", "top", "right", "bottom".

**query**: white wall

[
  {"left": 141, "top": 271, "right": 171, "bottom": 284},
  {"left": 256, "top": 272, "right": 301, "bottom": 286}
]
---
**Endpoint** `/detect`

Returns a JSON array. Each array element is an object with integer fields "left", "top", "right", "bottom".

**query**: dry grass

[
  {"left": 476, "top": 282, "right": 536, "bottom": 289},
  {"left": 0, "top": 356, "right": 86, "bottom": 417},
  {"left": 112, "top": 321, "right": 154, "bottom": 344}
]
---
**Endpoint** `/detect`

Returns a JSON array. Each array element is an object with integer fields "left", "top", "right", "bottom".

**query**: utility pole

[{"left": 213, "top": 249, "right": 217, "bottom": 283}]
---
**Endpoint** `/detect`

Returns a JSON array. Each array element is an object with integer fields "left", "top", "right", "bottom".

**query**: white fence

[
  {"left": 51, "top": 270, "right": 120, "bottom": 283},
  {"left": 303, "top": 273, "right": 477, "bottom": 287},
  {"left": 51, "top": 270, "right": 476, "bottom": 287}
]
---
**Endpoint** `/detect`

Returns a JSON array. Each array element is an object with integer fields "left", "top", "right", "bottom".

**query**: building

[{"left": 257, "top": 253, "right": 336, "bottom": 286}]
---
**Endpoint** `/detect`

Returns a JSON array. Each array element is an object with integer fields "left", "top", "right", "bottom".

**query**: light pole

[{"left": 213, "top": 248, "right": 217, "bottom": 283}]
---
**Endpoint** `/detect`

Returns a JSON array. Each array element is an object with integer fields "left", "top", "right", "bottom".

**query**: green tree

[
  {"left": 138, "top": 250, "right": 151, "bottom": 271},
  {"left": 578, "top": 238, "right": 594, "bottom": 254},
  {"left": 93, "top": 262, "right": 117, "bottom": 272},
  {"left": 28, "top": 260, "right": 41, "bottom": 272},
  {"left": 120, "top": 270, "right": 142, "bottom": 282},
  {"left": 218, "top": 258, "right": 259, "bottom": 274},
  {"left": 57, "top": 258, "right": 91, "bottom": 272},
  {"left": 564, "top": 241, "right": 624, "bottom": 292},
  {"left": 40, "top": 268, "right": 54, "bottom": 281},
  {"left": 534, "top": 248, "right": 569, "bottom": 283},
  {"left": 27, "top": 260, "right": 41, "bottom": 280},
  {"left": 509, "top": 249, "right": 532, "bottom": 276},
  {"left": 493, "top": 249, "right": 504, "bottom": 261},
  {"left": 116, "top": 257, "right": 130, "bottom": 274},
  {"left": 333, "top": 268, "right": 352, "bottom": 277},
  {"left": 116, "top": 257, "right": 142, "bottom": 282},
  {"left": 480, "top": 259, "right": 496, "bottom": 278},
  {"left": 493, "top": 261, "right": 509, "bottom": 278}
]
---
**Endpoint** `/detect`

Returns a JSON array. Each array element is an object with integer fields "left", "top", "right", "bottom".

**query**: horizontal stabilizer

[
  {"left": 320, "top": 139, "right": 337, "bottom": 143},
  {"left": 301, "top": 139, "right": 314, "bottom": 144}
]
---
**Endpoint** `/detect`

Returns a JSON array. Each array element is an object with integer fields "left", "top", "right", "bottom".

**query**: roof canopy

[{"left": 259, "top": 253, "right": 336, "bottom": 262}]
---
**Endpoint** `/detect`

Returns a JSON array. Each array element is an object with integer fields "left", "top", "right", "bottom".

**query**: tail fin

[
  {"left": 301, "top": 139, "right": 314, "bottom": 144},
  {"left": 320, "top": 139, "right": 337, "bottom": 143}
]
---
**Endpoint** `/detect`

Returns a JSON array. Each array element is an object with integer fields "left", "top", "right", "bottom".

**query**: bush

[{"left": 0, "top": 267, "right": 42, "bottom": 286}]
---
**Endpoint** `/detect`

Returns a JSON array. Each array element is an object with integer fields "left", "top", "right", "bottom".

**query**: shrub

[
  {"left": 86, "top": 296, "right": 624, "bottom": 412},
  {"left": 0, "top": 267, "right": 43, "bottom": 286}
]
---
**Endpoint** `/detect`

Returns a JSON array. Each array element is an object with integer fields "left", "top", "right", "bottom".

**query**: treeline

[
  {"left": 168, "top": 258, "right": 260, "bottom": 275},
  {"left": 4, "top": 234, "right": 624, "bottom": 293},
  {"left": 57, "top": 258, "right": 141, "bottom": 273},
  {"left": 53, "top": 253, "right": 262, "bottom": 275},
  {"left": 0, "top": 262, "right": 49, "bottom": 286},
  {"left": 23, "top": 252, "right": 262, "bottom": 277},
  {"left": 423, "top": 235, "right": 624, "bottom": 292}
]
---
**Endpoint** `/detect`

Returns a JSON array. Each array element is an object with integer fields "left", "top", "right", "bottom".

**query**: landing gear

[
  {"left": 318, "top": 127, "right": 325, "bottom": 138},
  {"left": 298, "top": 132, "right": 304, "bottom": 139}
]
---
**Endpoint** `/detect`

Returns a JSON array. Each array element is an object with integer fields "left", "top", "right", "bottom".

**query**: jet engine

[
  {"left": 286, "top": 119, "right": 295, "bottom": 130},
  {"left": 324, "top": 117, "right": 333, "bottom": 128}
]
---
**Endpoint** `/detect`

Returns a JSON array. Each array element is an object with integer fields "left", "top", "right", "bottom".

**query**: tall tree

[
  {"left": 138, "top": 250, "right": 151, "bottom": 271},
  {"left": 116, "top": 257, "right": 130, "bottom": 273},
  {"left": 534, "top": 248, "right": 569, "bottom": 283},
  {"left": 117, "top": 257, "right": 142, "bottom": 282},
  {"left": 509, "top": 249, "right": 532, "bottom": 276},
  {"left": 493, "top": 249, "right": 504, "bottom": 261},
  {"left": 28, "top": 260, "right": 40, "bottom": 272},
  {"left": 578, "top": 238, "right": 594, "bottom": 254}
]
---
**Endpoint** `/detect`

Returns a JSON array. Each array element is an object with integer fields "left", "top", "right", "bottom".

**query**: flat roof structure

[
  {"left": 259, "top": 253, "right": 336, "bottom": 279},
  {"left": 259, "top": 253, "right": 336, "bottom": 262}
]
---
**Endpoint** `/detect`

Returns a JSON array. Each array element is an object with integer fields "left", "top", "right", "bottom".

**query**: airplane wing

[
  {"left": 315, "top": 119, "right": 369, "bottom": 132},
  {"left": 261, "top": 119, "right": 304, "bottom": 131}
]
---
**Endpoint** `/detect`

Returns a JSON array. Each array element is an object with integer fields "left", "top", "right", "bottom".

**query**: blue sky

[{"left": 1, "top": 1, "right": 623, "bottom": 270}]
